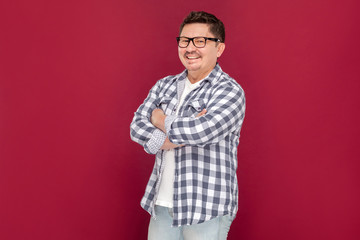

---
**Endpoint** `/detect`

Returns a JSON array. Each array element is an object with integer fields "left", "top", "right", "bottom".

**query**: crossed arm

[
  {"left": 151, "top": 108, "right": 207, "bottom": 150},
  {"left": 130, "top": 78, "right": 245, "bottom": 154}
]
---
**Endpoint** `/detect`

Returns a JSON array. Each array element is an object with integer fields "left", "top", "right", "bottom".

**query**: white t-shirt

[{"left": 156, "top": 78, "right": 203, "bottom": 208}]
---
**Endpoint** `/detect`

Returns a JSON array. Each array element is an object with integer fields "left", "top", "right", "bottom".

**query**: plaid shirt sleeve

[
  {"left": 167, "top": 82, "right": 245, "bottom": 146},
  {"left": 130, "top": 79, "right": 167, "bottom": 154}
]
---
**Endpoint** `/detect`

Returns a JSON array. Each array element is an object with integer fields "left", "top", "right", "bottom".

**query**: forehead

[{"left": 180, "top": 23, "right": 213, "bottom": 37}]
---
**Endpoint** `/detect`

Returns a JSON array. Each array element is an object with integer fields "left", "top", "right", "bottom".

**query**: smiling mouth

[{"left": 186, "top": 56, "right": 200, "bottom": 60}]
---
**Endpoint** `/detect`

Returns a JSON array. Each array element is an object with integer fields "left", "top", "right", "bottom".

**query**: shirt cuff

[
  {"left": 165, "top": 115, "right": 177, "bottom": 134},
  {"left": 144, "top": 129, "right": 167, "bottom": 154}
]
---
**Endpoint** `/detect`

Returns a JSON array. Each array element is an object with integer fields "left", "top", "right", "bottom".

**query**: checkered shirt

[{"left": 130, "top": 64, "right": 245, "bottom": 227}]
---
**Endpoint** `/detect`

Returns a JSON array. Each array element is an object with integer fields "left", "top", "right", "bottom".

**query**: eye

[
  {"left": 195, "top": 39, "right": 205, "bottom": 44},
  {"left": 180, "top": 38, "right": 189, "bottom": 44}
]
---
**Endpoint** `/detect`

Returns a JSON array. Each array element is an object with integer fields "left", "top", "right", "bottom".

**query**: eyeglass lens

[{"left": 178, "top": 37, "right": 207, "bottom": 48}]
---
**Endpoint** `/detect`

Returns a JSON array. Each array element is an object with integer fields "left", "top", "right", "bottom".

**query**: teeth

[{"left": 187, "top": 56, "right": 199, "bottom": 59}]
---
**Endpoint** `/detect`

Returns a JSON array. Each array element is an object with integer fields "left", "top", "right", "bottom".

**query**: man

[{"left": 130, "top": 11, "right": 245, "bottom": 240}]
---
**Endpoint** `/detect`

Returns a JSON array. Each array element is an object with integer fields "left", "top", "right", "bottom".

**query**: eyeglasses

[{"left": 176, "top": 37, "right": 221, "bottom": 48}]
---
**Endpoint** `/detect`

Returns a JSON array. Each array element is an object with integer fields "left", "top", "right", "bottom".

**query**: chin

[
  {"left": 185, "top": 65, "right": 201, "bottom": 72},
  {"left": 184, "top": 62, "right": 201, "bottom": 70}
]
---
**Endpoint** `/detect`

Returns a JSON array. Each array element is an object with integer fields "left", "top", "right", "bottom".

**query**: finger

[
  {"left": 199, "top": 109, "right": 207, "bottom": 116},
  {"left": 196, "top": 109, "right": 207, "bottom": 117}
]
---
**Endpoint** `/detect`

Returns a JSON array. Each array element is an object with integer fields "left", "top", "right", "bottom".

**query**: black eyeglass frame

[{"left": 176, "top": 37, "right": 221, "bottom": 48}]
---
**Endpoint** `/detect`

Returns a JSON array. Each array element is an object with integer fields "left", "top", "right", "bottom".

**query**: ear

[{"left": 216, "top": 43, "right": 225, "bottom": 58}]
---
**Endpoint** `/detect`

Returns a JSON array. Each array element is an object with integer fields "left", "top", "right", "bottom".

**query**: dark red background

[{"left": 1, "top": 0, "right": 359, "bottom": 239}]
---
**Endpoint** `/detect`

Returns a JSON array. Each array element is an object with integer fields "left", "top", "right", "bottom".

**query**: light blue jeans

[{"left": 148, "top": 205, "right": 234, "bottom": 240}]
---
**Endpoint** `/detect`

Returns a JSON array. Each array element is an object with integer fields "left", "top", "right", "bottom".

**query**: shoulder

[
  {"left": 215, "top": 71, "right": 245, "bottom": 97},
  {"left": 155, "top": 71, "right": 185, "bottom": 87},
  {"left": 157, "top": 74, "right": 177, "bottom": 85}
]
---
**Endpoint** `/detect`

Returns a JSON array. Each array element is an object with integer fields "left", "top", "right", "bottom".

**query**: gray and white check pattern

[{"left": 130, "top": 64, "right": 245, "bottom": 227}]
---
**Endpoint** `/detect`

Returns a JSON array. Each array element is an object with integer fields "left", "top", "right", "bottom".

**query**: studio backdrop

[{"left": 1, "top": 0, "right": 359, "bottom": 240}]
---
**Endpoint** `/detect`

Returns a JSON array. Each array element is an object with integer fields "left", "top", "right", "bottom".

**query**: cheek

[
  {"left": 178, "top": 50, "right": 184, "bottom": 61},
  {"left": 178, "top": 48, "right": 184, "bottom": 55},
  {"left": 208, "top": 50, "right": 218, "bottom": 61}
]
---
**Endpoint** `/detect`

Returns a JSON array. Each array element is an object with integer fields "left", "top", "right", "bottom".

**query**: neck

[{"left": 187, "top": 66, "right": 215, "bottom": 84}]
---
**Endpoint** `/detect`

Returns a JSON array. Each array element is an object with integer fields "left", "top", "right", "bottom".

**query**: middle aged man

[{"left": 130, "top": 11, "right": 246, "bottom": 240}]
